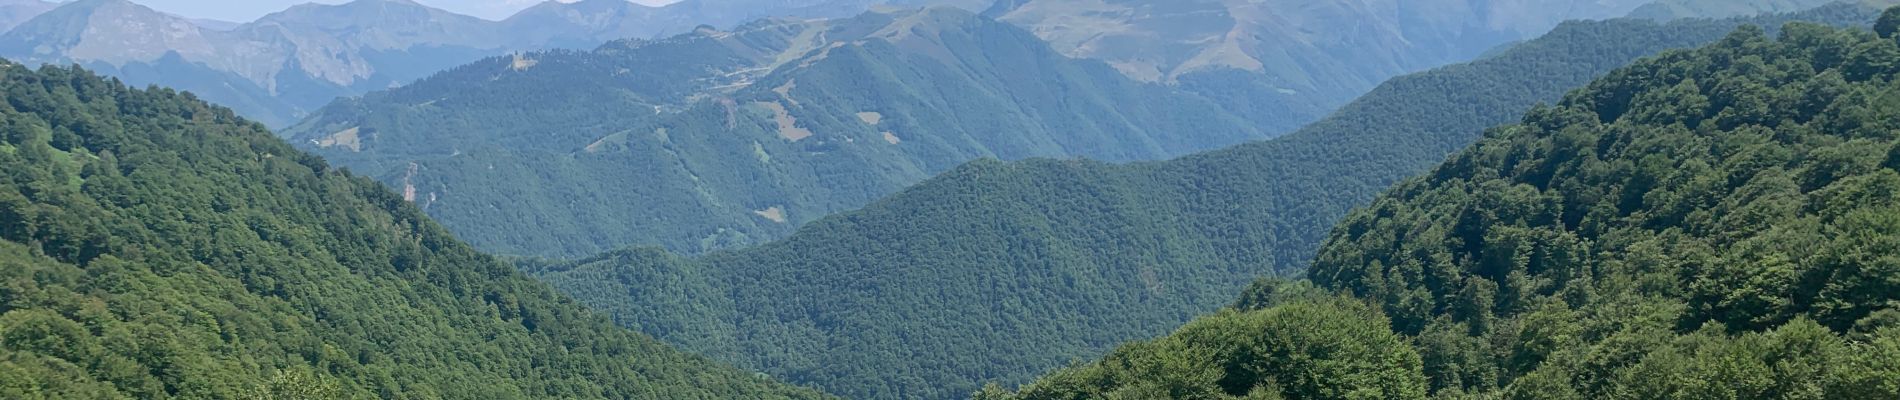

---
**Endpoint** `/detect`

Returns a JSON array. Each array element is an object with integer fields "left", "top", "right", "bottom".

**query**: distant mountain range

[{"left": 0, "top": 0, "right": 993, "bottom": 127}]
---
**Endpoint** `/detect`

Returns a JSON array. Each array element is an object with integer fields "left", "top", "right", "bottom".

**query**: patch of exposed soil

[
  {"left": 401, "top": 162, "right": 419, "bottom": 202},
  {"left": 754, "top": 206, "right": 788, "bottom": 223},
  {"left": 313, "top": 127, "right": 362, "bottom": 152},
  {"left": 757, "top": 101, "right": 813, "bottom": 141},
  {"left": 773, "top": 79, "right": 800, "bottom": 106},
  {"left": 510, "top": 53, "right": 538, "bottom": 71}
]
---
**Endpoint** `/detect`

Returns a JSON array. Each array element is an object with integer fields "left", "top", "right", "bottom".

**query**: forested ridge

[
  {"left": 0, "top": 61, "right": 827, "bottom": 399},
  {"left": 983, "top": 8, "right": 1900, "bottom": 399},
  {"left": 288, "top": 7, "right": 1304, "bottom": 258},
  {"left": 1630, "top": 0, "right": 1900, "bottom": 20},
  {"left": 523, "top": 5, "right": 1893, "bottom": 400}
]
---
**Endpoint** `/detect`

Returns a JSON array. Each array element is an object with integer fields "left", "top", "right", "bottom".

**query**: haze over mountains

[
  {"left": 0, "top": 0, "right": 993, "bottom": 127},
  {"left": 0, "top": 0, "right": 54, "bottom": 32},
  {"left": 0, "top": 0, "right": 1860, "bottom": 131}
]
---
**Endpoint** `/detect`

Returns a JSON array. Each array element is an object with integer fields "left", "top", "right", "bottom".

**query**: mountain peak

[
  {"left": 0, "top": 0, "right": 204, "bottom": 60},
  {"left": 509, "top": 0, "right": 658, "bottom": 21},
  {"left": 46, "top": 0, "right": 147, "bottom": 13}
]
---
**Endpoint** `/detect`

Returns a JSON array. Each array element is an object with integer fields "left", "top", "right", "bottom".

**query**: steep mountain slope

[
  {"left": 0, "top": 62, "right": 827, "bottom": 399},
  {"left": 288, "top": 7, "right": 1302, "bottom": 258},
  {"left": 985, "top": 8, "right": 1900, "bottom": 399},
  {"left": 523, "top": 6, "right": 1893, "bottom": 400},
  {"left": 985, "top": 0, "right": 1651, "bottom": 107}
]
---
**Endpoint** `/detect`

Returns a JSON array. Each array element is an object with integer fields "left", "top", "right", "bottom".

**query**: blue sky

[{"left": 124, "top": 0, "right": 679, "bottom": 22}]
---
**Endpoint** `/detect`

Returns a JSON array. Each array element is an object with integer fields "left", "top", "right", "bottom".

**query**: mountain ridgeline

[
  {"left": 1630, "top": 0, "right": 1900, "bottom": 20},
  {"left": 0, "top": 62, "right": 828, "bottom": 399},
  {"left": 522, "top": 5, "right": 1896, "bottom": 400},
  {"left": 0, "top": 0, "right": 994, "bottom": 128},
  {"left": 984, "top": 8, "right": 1900, "bottom": 399},
  {"left": 288, "top": 7, "right": 1310, "bottom": 258}
]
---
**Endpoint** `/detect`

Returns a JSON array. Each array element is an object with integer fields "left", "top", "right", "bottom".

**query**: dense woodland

[
  {"left": 0, "top": 62, "right": 826, "bottom": 399},
  {"left": 982, "top": 9, "right": 1900, "bottom": 399},
  {"left": 523, "top": 5, "right": 1892, "bottom": 400}
]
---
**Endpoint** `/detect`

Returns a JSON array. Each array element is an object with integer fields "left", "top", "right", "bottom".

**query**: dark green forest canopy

[
  {"left": 525, "top": 5, "right": 1893, "bottom": 400},
  {"left": 988, "top": 9, "right": 1900, "bottom": 400},
  {"left": 0, "top": 62, "right": 827, "bottom": 399}
]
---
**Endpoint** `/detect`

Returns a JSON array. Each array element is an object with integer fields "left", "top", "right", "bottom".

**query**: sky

[{"left": 120, "top": 0, "right": 681, "bottom": 22}]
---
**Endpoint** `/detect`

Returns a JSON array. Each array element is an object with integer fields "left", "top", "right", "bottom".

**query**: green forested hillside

[
  {"left": 0, "top": 62, "right": 827, "bottom": 399},
  {"left": 986, "top": 9, "right": 1900, "bottom": 399},
  {"left": 286, "top": 8, "right": 1308, "bottom": 258},
  {"left": 524, "top": 6, "right": 1891, "bottom": 400}
]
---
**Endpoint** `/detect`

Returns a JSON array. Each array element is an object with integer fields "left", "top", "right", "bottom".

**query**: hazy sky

[{"left": 123, "top": 0, "right": 681, "bottom": 22}]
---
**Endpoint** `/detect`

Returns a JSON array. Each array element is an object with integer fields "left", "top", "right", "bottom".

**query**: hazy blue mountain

[{"left": 0, "top": 0, "right": 52, "bottom": 32}]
